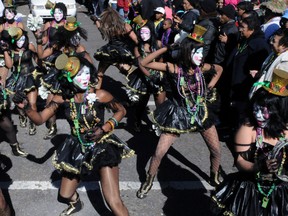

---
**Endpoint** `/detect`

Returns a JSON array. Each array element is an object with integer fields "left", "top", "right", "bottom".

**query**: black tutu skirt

[
  {"left": 40, "top": 67, "right": 62, "bottom": 94},
  {"left": 6, "top": 71, "right": 37, "bottom": 94},
  {"left": 52, "top": 134, "right": 134, "bottom": 176},
  {"left": 151, "top": 88, "right": 220, "bottom": 134},
  {"left": 210, "top": 172, "right": 288, "bottom": 216},
  {"left": 94, "top": 40, "right": 135, "bottom": 65}
]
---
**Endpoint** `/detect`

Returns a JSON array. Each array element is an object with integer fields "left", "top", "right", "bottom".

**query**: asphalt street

[{"left": 0, "top": 3, "right": 237, "bottom": 216}]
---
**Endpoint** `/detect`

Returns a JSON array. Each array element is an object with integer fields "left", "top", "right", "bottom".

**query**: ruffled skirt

[
  {"left": 151, "top": 88, "right": 220, "bottom": 134},
  {"left": 210, "top": 172, "right": 288, "bottom": 216},
  {"left": 6, "top": 71, "right": 37, "bottom": 94},
  {"left": 52, "top": 134, "right": 134, "bottom": 176},
  {"left": 40, "top": 67, "right": 62, "bottom": 94},
  {"left": 94, "top": 41, "right": 135, "bottom": 65}
]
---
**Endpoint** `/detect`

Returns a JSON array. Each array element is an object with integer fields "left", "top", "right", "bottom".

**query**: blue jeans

[{"left": 92, "top": 0, "right": 105, "bottom": 16}]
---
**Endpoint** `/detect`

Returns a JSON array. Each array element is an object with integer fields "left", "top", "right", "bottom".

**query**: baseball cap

[{"left": 154, "top": 7, "right": 165, "bottom": 15}]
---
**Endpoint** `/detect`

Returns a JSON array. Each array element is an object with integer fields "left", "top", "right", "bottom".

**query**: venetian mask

[
  {"left": 191, "top": 47, "right": 203, "bottom": 66},
  {"left": 70, "top": 33, "right": 81, "bottom": 47},
  {"left": 16, "top": 35, "right": 25, "bottom": 48},
  {"left": 5, "top": 9, "right": 15, "bottom": 20},
  {"left": 253, "top": 105, "right": 270, "bottom": 128},
  {"left": 54, "top": 8, "right": 64, "bottom": 22},
  {"left": 140, "top": 27, "right": 151, "bottom": 42},
  {"left": 72, "top": 65, "right": 91, "bottom": 90}
]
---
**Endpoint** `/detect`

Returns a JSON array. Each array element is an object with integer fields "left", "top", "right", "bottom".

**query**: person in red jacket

[{"left": 117, "top": 0, "right": 130, "bottom": 20}]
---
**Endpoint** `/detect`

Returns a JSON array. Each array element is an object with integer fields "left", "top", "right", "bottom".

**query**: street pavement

[{"left": 0, "top": 3, "right": 237, "bottom": 216}]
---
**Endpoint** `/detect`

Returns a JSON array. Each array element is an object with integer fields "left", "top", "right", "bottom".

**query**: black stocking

[
  {"left": 148, "top": 133, "right": 178, "bottom": 176},
  {"left": 200, "top": 125, "right": 221, "bottom": 173},
  {"left": 0, "top": 115, "right": 17, "bottom": 144}
]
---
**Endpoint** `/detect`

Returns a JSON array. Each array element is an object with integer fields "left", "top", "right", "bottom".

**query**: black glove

[
  {"left": 34, "top": 31, "right": 43, "bottom": 44},
  {"left": 167, "top": 42, "right": 181, "bottom": 51},
  {"left": 147, "top": 73, "right": 161, "bottom": 93},
  {"left": 0, "top": 41, "right": 9, "bottom": 52},
  {"left": 12, "top": 91, "right": 28, "bottom": 104},
  {"left": 84, "top": 127, "right": 104, "bottom": 142}
]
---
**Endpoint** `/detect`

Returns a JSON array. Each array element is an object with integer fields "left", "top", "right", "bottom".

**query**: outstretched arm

[
  {"left": 13, "top": 92, "right": 63, "bottom": 125},
  {"left": 140, "top": 47, "right": 169, "bottom": 72}
]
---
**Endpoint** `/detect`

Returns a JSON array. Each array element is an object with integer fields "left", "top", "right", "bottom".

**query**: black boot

[
  {"left": 10, "top": 142, "right": 28, "bottom": 157},
  {"left": 136, "top": 173, "right": 155, "bottom": 199},
  {"left": 59, "top": 193, "right": 83, "bottom": 216},
  {"left": 19, "top": 114, "right": 27, "bottom": 128},
  {"left": 43, "top": 123, "right": 57, "bottom": 140},
  {"left": 29, "top": 121, "right": 36, "bottom": 135}
]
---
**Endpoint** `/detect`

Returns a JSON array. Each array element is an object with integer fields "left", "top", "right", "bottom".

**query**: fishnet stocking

[
  {"left": 0, "top": 116, "right": 17, "bottom": 144},
  {"left": 148, "top": 133, "right": 178, "bottom": 176},
  {"left": 200, "top": 125, "right": 221, "bottom": 173}
]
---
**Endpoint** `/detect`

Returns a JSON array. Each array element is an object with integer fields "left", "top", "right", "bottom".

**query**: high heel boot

[
  {"left": 59, "top": 193, "right": 83, "bottom": 216},
  {"left": 29, "top": 121, "right": 36, "bottom": 135},
  {"left": 209, "top": 166, "right": 224, "bottom": 187},
  {"left": 136, "top": 173, "right": 155, "bottom": 199},
  {"left": 10, "top": 142, "right": 28, "bottom": 157},
  {"left": 43, "top": 123, "right": 57, "bottom": 140},
  {"left": 19, "top": 114, "right": 27, "bottom": 128}
]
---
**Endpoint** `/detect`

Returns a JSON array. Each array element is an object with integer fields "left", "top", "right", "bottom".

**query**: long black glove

[
  {"left": 12, "top": 91, "right": 27, "bottom": 104},
  {"left": 0, "top": 41, "right": 9, "bottom": 52},
  {"left": 12, "top": 91, "right": 30, "bottom": 110}
]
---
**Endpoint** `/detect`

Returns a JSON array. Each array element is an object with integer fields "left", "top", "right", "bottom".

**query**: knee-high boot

[
  {"left": 29, "top": 120, "right": 36, "bottom": 135},
  {"left": 43, "top": 122, "right": 57, "bottom": 140},
  {"left": 10, "top": 142, "right": 28, "bottom": 157},
  {"left": 136, "top": 173, "right": 155, "bottom": 199},
  {"left": 19, "top": 114, "right": 27, "bottom": 128}
]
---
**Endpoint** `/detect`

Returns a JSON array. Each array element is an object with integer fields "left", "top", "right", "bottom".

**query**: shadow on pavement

[
  {"left": 25, "top": 134, "right": 67, "bottom": 164},
  {"left": 0, "top": 154, "right": 15, "bottom": 215}
]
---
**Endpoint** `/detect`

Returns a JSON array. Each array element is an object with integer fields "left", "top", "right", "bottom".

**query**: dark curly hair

[
  {"left": 51, "top": 2, "right": 67, "bottom": 21},
  {"left": 58, "top": 55, "right": 98, "bottom": 99},
  {"left": 176, "top": 37, "right": 204, "bottom": 70},
  {"left": 11, "top": 30, "right": 29, "bottom": 50},
  {"left": 137, "top": 21, "right": 159, "bottom": 53},
  {"left": 248, "top": 88, "right": 288, "bottom": 139}
]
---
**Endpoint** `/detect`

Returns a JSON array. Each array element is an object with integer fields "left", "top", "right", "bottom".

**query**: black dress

[
  {"left": 6, "top": 49, "right": 37, "bottom": 94},
  {"left": 94, "top": 33, "right": 135, "bottom": 65},
  {"left": 210, "top": 141, "right": 288, "bottom": 216},
  {"left": 40, "top": 51, "right": 63, "bottom": 94},
  {"left": 52, "top": 94, "right": 134, "bottom": 176},
  {"left": 151, "top": 66, "right": 220, "bottom": 134}
]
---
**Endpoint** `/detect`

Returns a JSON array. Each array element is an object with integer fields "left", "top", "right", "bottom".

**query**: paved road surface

[{"left": 0, "top": 3, "right": 237, "bottom": 216}]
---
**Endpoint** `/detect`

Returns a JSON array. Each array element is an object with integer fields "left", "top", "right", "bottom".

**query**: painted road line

[{"left": 0, "top": 181, "right": 214, "bottom": 191}]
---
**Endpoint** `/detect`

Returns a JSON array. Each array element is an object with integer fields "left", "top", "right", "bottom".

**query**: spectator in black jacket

[
  {"left": 226, "top": 16, "right": 270, "bottom": 129},
  {"left": 197, "top": 0, "right": 219, "bottom": 62},
  {"left": 173, "top": 0, "right": 199, "bottom": 42},
  {"left": 214, "top": 4, "right": 239, "bottom": 65}
]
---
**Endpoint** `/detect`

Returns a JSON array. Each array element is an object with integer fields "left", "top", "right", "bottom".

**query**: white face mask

[
  {"left": 54, "top": 8, "right": 64, "bottom": 22},
  {"left": 72, "top": 66, "right": 90, "bottom": 90},
  {"left": 191, "top": 47, "right": 203, "bottom": 66},
  {"left": 253, "top": 105, "right": 270, "bottom": 128},
  {"left": 5, "top": 10, "right": 15, "bottom": 20},
  {"left": 140, "top": 27, "right": 151, "bottom": 42},
  {"left": 16, "top": 35, "right": 25, "bottom": 48}
]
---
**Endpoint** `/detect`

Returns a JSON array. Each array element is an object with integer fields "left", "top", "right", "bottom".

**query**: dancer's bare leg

[{"left": 100, "top": 166, "right": 129, "bottom": 216}]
